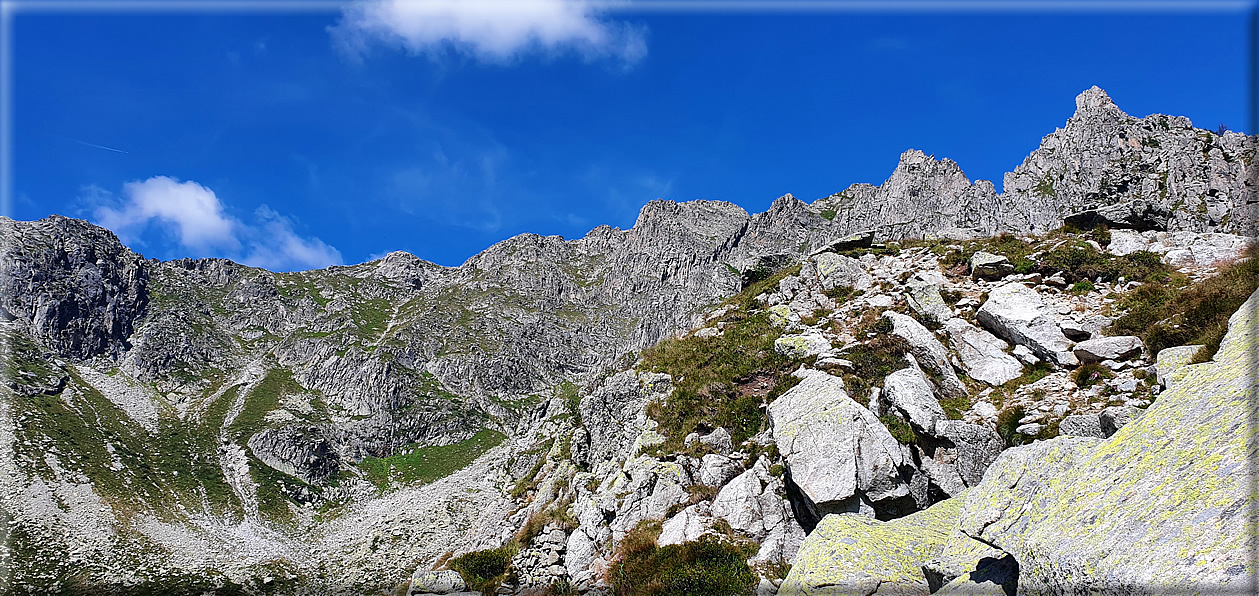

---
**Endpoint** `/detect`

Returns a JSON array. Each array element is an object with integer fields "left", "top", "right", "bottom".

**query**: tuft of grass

[
  {"left": 1112, "top": 244, "right": 1259, "bottom": 359},
  {"left": 880, "top": 415, "right": 918, "bottom": 444},
  {"left": 840, "top": 331, "right": 910, "bottom": 406},
  {"left": 820, "top": 209, "right": 837, "bottom": 221},
  {"left": 359, "top": 429, "right": 506, "bottom": 490},
  {"left": 995, "top": 406, "right": 1026, "bottom": 447},
  {"left": 938, "top": 395, "right": 970, "bottom": 421},
  {"left": 1071, "top": 363, "right": 1113, "bottom": 388},
  {"left": 608, "top": 520, "right": 758, "bottom": 596}
]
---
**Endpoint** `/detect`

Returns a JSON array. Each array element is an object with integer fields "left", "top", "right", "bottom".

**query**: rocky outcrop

[
  {"left": 958, "top": 288, "right": 1259, "bottom": 593},
  {"left": 0, "top": 215, "right": 149, "bottom": 360},
  {"left": 1072, "top": 335, "right": 1143, "bottom": 363},
  {"left": 943, "top": 318, "right": 1023, "bottom": 386},
  {"left": 1107, "top": 229, "right": 1255, "bottom": 267}
]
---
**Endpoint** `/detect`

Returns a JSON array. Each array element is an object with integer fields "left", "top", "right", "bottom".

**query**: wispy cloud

[
  {"left": 89, "top": 176, "right": 342, "bottom": 271},
  {"left": 329, "top": 0, "right": 646, "bottom": 65}
]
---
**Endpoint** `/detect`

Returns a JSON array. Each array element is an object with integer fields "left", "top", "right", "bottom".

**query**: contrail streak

[{"left": 69, "top": 138, "right": 128, "bottom": 153}]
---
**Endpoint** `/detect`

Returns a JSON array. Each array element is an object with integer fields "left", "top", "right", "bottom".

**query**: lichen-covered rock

[
  {"left": 1072, "top": 335, "right": 1143, "bottom": 363},
  {"left": 774, "top": 333, "right": 833, "bottom": 359},
  {"left": 1154, "top": 344, "right": 1203, "bottom": 389},
  {"left": 767, "top": 369, "right": 910, "bottom": 524},
  {"left": 943, "top": 318, "right": 1022, "bottom": 386},
  {"left": 976, "top": 282, "right": 1078, "bottom": 366},
  {"left": 904, "top": 271, "right": 953, "bottom": 323},
  {"left": 408, "top": 569, "right": 467, "bottom": 594},
  {"left": 811, "top": 252, "right": 873, "bottom": 291},
  {"left": 958, "top": 289, "right": 1259, "bottom": 593},
  {"left": 779, "top": 497, "right": 963, "bottom": 596},
  {"left": 922, "top": 526, "right": 1016, "bottom": 594}
]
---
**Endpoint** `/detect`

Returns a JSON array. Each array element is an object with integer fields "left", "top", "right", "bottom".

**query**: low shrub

[
  {"left": 609, "top": 520, "right": 758, "bottom": 596},
  {"left": 450, "top": 544, "right": 517, "bottom": 594}
]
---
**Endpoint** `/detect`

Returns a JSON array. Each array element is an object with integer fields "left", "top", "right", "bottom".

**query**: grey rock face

[
  {"left": 247, "top": 425, "right": 340, "bottom": 484},
  {"left": 709, "top": 457, "right": 806, "bottom": 565},
  {"left": 1107, "top": 229, "right": 1256, "bottom": 267},
  {"left": 958, "top": 291, "right": 1259, "bottom": 593},
  {"left": 1073, "top": 335, "right": 1143, "bottom": 363},
  {"left": 810, "top": 252, "right": 873, "bottom": 291},
  {"left": 943, "top": 318, "right": 1023, "bottom": 386},
  {"left": 931, "top": 421, "right": 1005, "bottom": 489},
  {"left": 1154, "top": 344, "right": 1203, "bottom": 389},
  {"left": 767, "top": 370, "right": 910, "bottom": 523},
  {"left": 977, "top": 282, "right": 1078, "bottom": 366},
  {"left": 1099, "top": 405, "right": 1144, "bottom": 437},
  {"left": 0, "top": 215, "right": 148, "bottom": 360}
]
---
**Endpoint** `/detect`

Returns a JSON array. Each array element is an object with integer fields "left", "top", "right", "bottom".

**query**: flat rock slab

[
  {"left": 779, "top": 497, "right": 962, "bottom": 596},
  {"left": 943, "top": 318, "right": 1022, "bottom": 386},
  {"left": 1073, "top": 335, "right": 1143, "bottom": 363}
]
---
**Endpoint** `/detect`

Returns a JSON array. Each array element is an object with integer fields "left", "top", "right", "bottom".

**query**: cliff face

[{"left": 1, "top": 87, "right": 1255, "bottom": 594}]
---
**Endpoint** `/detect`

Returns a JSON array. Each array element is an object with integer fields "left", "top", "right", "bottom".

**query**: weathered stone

[
  {"left": 1098, "top": 405, "right": 1144, "bottom": 437},
  {"left": 922, "top": 528, "right": 1017, "bottom": 594},
  {"left": 904, "top": 271, "right": 953, "bottom": 323},
  {"left": 1063, "top": 199, "right": 1169, "bottom": 231},
  {"left": 958, "top": 289, "right": 1259, "bottom": 593},
  {"left": 970, "top": 251, "right": 1014, "bottom": 281},
  {"left": 698, "top": 454, "right": 743, "bottom": 487},
  {"left": 779, "top": 497, "right": 962, "bottom": 596},
  {"left": 976, "top": 282, "right": 1078, "bottom": 366},
  {"left": 409, "top": 569, "right": 466, "bottom": 594},
  {"left": 883, "top": 311, "right": 967, "bottom": 399},
  {"left": 1154, "top": 344, "right": 1203, "bottom": 389},
  {"left": 767, "top": 369, "right": 909, "bottom": 525},
  {"left": 710, "top": 457, "right": 806, "bottom": 565},
  {"left": 931, "top": 421, "right": 1004, "bottom": 489},
  {"left": 773, "top": 333, "right": 832, "bottom": 359},
  {"left": 943, "top": 318, "right": 1022, "bottom": 386},
  {"left": 1057, "top": 413, "right": 1105, "bottom": 438},
  {"left": 698, "top": 427, "right": 733, "bottom": 453},
  {"left": 1058, "top": 319, "right": 1090, "bottom": 342},
  {"left": 1072, "top": 335, "right": 1143, "bottom": 363},
  {"left": 812, "top": 230, "right": 875, "bottom": 254}
]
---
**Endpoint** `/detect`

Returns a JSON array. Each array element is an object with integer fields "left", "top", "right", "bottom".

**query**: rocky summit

[{"left": 1, "top": 87, "right": 1256, "bottom": 595}]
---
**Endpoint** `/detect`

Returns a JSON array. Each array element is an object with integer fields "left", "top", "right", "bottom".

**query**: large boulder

[
  {"left": 943, "top": 318, "right": 1023, "bottom": 386},
  {"left": 883, "top": 311, "right": 967, "bottom": 399},
  {"left": 767, "top": 369, "right": 910, "bottom": 525},
  {"left": 812, "top": 230, "right": 875, "bottom": 254},
  {"left": 931, "top": 420, "right": 1005, "bottom": 489},
  {"left": 976, "top": 282, "right": 1078, "bottom": 366},
  {"left": 1057, "top": 413, "right": 1105, "bottom": 438},
  {"left": 811, "top": 252, "right": 873, "bottom": 291},
  {"left": 779, "top": 497, "right": 962, "bottom": 596},
  {"left": 408, "top": 569, "right": 467, "bottom": 594},
  {"left": 969, "top": 251, "right": 1014, "bottom": 280},
  {"left": 1072, "top": 335, "right": 1143, "bottom": 363},
  {"left": 709, "top": 457, "right": 806, "bottom": 565},
  {"left": 923, "top": 528, "right": 1018, "bottom": 595},
  {"left": 958, "top": 288, "right": 1259, "bottom": 593},
  {"left": 774, "top": 333, "right": 833, "bottom": 359},
  {"left": 882, "top": 366, "right": 945, "bottom": 435}
]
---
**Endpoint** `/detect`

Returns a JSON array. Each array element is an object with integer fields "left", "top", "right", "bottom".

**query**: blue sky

[{"left": 10, "top": 1, "right": 1254, "bottom": 270}]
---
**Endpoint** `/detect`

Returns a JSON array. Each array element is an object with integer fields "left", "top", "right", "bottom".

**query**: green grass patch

[
  {"left": 227, "top": 368, "right": 301, "bottom": 441},
  {"left": 995, "top": 406, "right": 1026, "bottom": 447},
  {"left": 880, "top": 415, "right": 918, "bottom": 445},
  {"left": 1071, "top": 363, "right": 1113, "bottom": 388},
  {"left": 359, "top": 429, "right": 506, "bottom": 490},
  {"left": 819, "top": 209, "right": 837, "bottom": 221}
]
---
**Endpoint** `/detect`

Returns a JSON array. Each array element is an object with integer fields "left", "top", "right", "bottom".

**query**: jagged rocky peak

[
  {"left": 631, "top": 198, "right": 750, "bottom": 241},
  {"left": 1069, "top": 85, "right": 1131, "bottom": 125}
]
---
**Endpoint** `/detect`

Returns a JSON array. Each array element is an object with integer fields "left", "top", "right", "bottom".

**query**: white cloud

[
  {"left": 242, "top": 206, "right": 344, "bottom": 271},
  {"left": 90, "top": 176, "right": 343, "bottom": 272},
  {"left": 330, "top": 0, "right": 646, "bottom": 65},
  {"left": 96, "top": 176, "right": 239, "bottom": 252}
]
